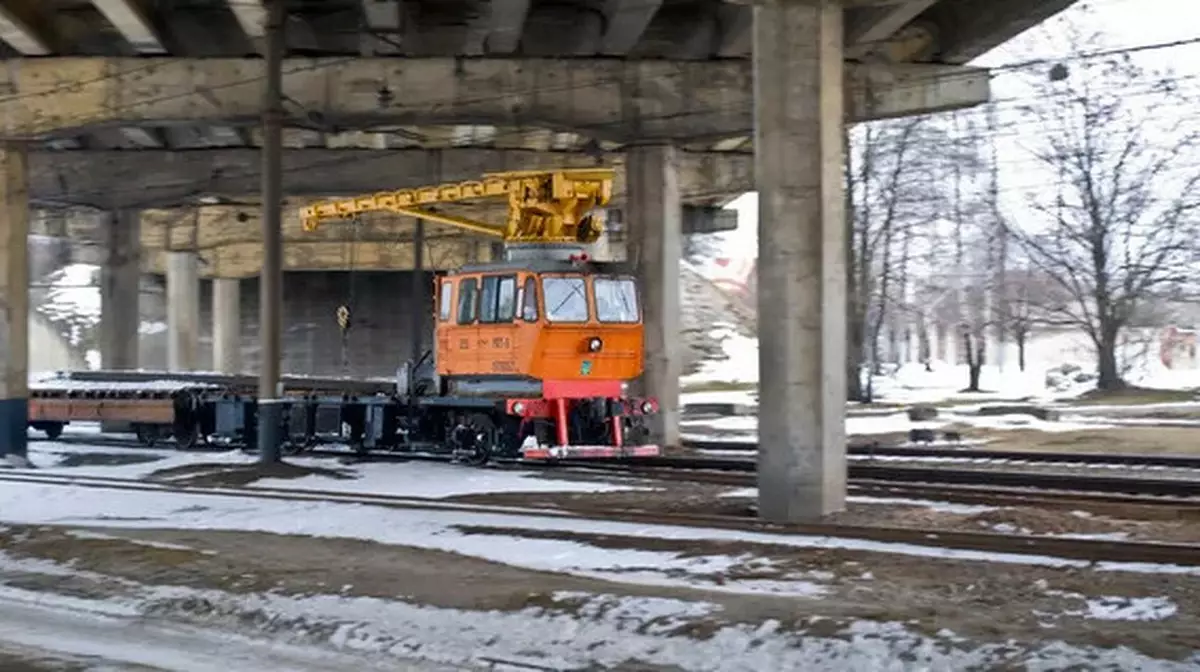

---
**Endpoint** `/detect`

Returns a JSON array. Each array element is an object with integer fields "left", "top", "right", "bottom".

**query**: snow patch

[{"left": 1085, "top": 596, "right": 1178, "bottom": 622}]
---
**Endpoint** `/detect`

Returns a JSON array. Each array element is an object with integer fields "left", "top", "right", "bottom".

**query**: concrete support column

[
  {"left": 166, "top": 251, "right": 200, "bottom": 371},
  {"left": 626, "top": 144, "right": 682, "bottom": 448},
  {"left": 0, "top": 144, "right": 29, "bottom": 463},
  {"left": 212, "top": 278, "right": 242, "bottom": 373},
  {"left": 754, "top": 0, "right": 847, "bottom": 521},
  {"left": 100, "top": 210, "right": 140, "bottom": 371}
]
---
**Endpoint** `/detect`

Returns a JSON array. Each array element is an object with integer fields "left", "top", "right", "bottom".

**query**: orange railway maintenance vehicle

[{"left": 301, "top": 168, "right": 660, "bottom": 464}]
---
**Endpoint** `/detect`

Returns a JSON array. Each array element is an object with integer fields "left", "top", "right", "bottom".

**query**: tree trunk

[
  {"left": 1016, "top": 331, "right": 1027, "bottom": 372},
  {"left": 963, "top": 331, "right": 984, "bottom": 392},
  {"left": 1097, "top": 331, "right": 1124, "bottom": 390},
  {"left": 845, "top": 130, "right": 866, "bottom": 402},
  {"left": 847, "top": 312, "right": 866, "bottom": 401}
]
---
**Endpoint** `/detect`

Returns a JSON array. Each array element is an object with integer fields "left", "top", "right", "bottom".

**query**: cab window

[
  {"left": 542, "top": 276, "right": 589, "bottom": 323},
  {"left": 520, "top": 277, "right": 538, "bottom": 321},
  {"left": 438, "top": 280, "right": 454, "bottom": 322},
  {"left": 594, "top": 277, "right": 640, "bottom": 323},
  {"left": 456, "top": 278, "right": 478, "bottom": 324},
  {"left": 497, "top": 276, "right": 517, "bottom": 321},
  {"left": 479, "top": 275, "right": 517, "bottom": 324}
]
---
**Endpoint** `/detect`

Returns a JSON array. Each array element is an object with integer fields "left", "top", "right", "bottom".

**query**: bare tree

[
  {"left": 847, "top": 116, "right": 947, "bottom": 401},
  {"left": 1007, "top": 27, "right": 1200, "bottom": 390},
  {"left": 1004, "top": 261, "right": 1040, "bottom": 372}
]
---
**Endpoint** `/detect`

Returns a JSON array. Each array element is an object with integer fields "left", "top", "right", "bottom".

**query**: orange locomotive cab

[{"left": 429, "top": 256, "right": 660, "bottom": 462}]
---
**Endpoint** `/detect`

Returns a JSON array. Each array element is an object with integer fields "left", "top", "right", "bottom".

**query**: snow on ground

[
  {"left": 1035, "top": 587, "right": 1180, "bottom": 624},
  {"left": 681, "top": 389, "right": 758, "bottom": 407},
  {"left": 682, "top": 330, "right": 758, "bottom": 387},
  {"left": 684, "top": 326, "right": 1200, "bottom": 405},
  {"left": 0, "top": 581, "right": 430, "bottom": 671},
  {"left": 1, "top": 559, "right": 1194, "bottom": 672},
  {"left": 249, "top": 459, "right": 646, "bottom": 499},
  {"left": 718, "top": 488, "right": 1000, "bottom": 515},
  {"left": 3, "top": 479, "right": 1199, "bottom": 579},
  {"left": 684, "top": 409, "right": 1114, "bottom": 441},
  {"left": 24, "top": 441, "right": 644, "bottom": 499}
]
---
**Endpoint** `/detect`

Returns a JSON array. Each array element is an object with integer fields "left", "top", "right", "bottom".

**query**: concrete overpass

[{"left": 0, "top": 0, "right": 1079, "bottom": 519}]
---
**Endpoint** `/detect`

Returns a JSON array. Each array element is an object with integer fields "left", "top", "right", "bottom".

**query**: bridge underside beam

[
  {"left": 30, "top": 148, "right": 753, "bottom": 209},
  {"left": 141, "top": 238, "right": 497, "bottom": 279},
  {"left": 4, "top": 58, "right": 990, "bottom": 140},
  {"left": 140, "top": 206, "right": 499, "bottom": 277},
  {"left": 135, "top": 192, "right": 726, "bottom": 278}
]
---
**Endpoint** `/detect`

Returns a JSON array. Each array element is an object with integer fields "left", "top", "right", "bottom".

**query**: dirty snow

[
  {"left": 721, "top": 488, "right": 1000, "bottom": 515},
  {"left": 64, "top": 529, "right": 217, "bottom": 554},
  {"left": 23, "top": 441, "right": 644, "bottom": 499},
  {"left": 0, "top": 586, "right": 426, "bottom": 671},
  {"left": 1085, "top": 596, "right": 1179, "bottom": 621},
  {"left": 249, "top": 460, "right": 647, "bottom": 499},
  {"left": 1039, "top": 586, "right": 1179, "bottom": 623},
  {"left": 0, "top": 550, "right": 1194, "bottom": 672},
  {"left": 3, "top": 479, "right": 1199, "bottom": 579}
]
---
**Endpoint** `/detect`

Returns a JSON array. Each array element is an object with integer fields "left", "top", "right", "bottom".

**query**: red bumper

[{"left": 520, "top": 444, "right": 662, "bottom": 460}]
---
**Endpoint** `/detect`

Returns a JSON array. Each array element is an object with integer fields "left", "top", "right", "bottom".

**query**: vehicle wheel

[
  {"left": 174, "top": 423, "right": 202, "bottom": 450},
  {"left": 451, "top": 413, "right": 496, "bottom": 467},
  {"left": 344, "top": 422, "right": 369, "bottom": 456},
  {"left": 134, "top": 424, "right": 159, "bottom": 447},
  {"left": 42, "top": 423, "right": 64, "bottom": 440}
]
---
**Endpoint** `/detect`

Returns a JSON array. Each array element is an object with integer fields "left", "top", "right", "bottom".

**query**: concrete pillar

[
  {"left": 626, "top": 144, "right": 682, "bottom": 448},
  {"left": 100, "top": 210, "right": 140, "bottom": 371},
  {"left": 0, "top": 145, "right": 29, "bottom": 463},
  {"left": 754, "top": 0, "right": 847, "bottom": 521},
  {"left": 166, "top": 251, "right": 200, "bottom": 371},
  {"left": 212, "top": 278, "right": 242, "bottom": 373}
]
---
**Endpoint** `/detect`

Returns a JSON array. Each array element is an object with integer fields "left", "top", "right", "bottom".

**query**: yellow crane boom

[{"left": 301, "top": 168, "right": 614, "bottom": 245}]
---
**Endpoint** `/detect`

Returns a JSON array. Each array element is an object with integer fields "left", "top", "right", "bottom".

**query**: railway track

[
  {"left": 34, "top": 434, "right": 1200, "bottom": 500},
  {"left": 47, "top": 432, "right": 1200, "bottom": 475},
  {"left": 1, "top": 469, "right": 1198, "bottom": 568},
  {"left": 29, "top": 434, "right": 1200, "bottom": 515},
  {"left": 604, "top": 456, "right": 1200, "bottom": 498},
  {"left": 684, "top": 439, "right": 1200, "bottom": 470}
]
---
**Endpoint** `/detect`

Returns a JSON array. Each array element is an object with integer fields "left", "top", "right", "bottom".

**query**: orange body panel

[
  {"left": 434, "top": 269, "right": 644, "bottom": 382},
  {"left": 29, "top": 398, "right": 176, "bottom": 424}
]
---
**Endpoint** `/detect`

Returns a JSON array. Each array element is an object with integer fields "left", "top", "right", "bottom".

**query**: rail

[
  {"left": 682, "top": 439, "right": 1200, "bottom": 470},
  {"left": 3, "top": 469, "right": 1199, "bottom": 567}
]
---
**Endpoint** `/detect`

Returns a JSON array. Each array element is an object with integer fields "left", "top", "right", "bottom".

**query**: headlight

[
  {"left": 641, "top": 401, "right": 654, "bottom": 414},
  {"left": 587, "top": 337, "right": 603, "bottom": 352},
  {"left": 512, "top": 401, "right": 526, "bottom": 415}
]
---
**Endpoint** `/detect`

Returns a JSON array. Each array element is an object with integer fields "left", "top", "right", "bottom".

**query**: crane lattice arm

[{"left": 301, "top": 168, "right": 614, "bottom": 245}]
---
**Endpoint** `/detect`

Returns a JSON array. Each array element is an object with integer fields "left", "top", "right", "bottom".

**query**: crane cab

[{"left": 425, "top": 257, "right": 661, "bottom": 461}]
